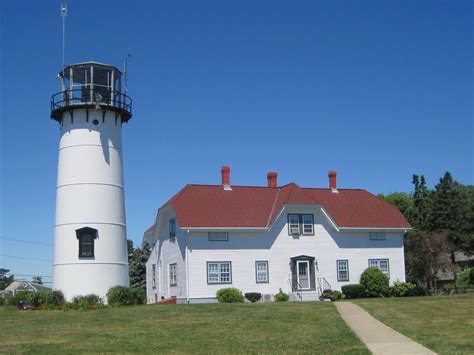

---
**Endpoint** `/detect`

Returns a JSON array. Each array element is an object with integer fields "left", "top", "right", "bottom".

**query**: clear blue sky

[{"left": 0, "top": 0, "right": 472, "bottom": 283}]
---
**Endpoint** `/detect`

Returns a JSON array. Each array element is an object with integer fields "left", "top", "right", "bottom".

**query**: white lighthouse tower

[{"left": 51, "top": 62, "right": 132, "bottom": 301}]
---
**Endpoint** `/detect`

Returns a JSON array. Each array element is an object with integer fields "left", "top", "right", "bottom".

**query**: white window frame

[
  {"left": 169, "top": 263, "right": 177, "bottom": 286},
  {"left": 368, "top": 259, "right": 390, "bottom": 276},
  {"left": 288, "top": 214, "right": 300, "bottom": 235},
  {"left": 255, "top": 261, "right": 269, "bottom": 283},
  {"left": 369, "top": 232, "right": 386, "bottom": 240},
  {"left": 302, "top": 214, "right": 314, "bottom": 235},
  {"left": 336, "top": 260, "right": 349, "bottom": 281},
  {"left": 208, "top": 232, "right": 229, "bottom": 241},
  {"left": 207, "top": 261, "right": 232, "bottom": 284},
  {"left": 152, "top": 264, "right": 156, "bottom": 289}
]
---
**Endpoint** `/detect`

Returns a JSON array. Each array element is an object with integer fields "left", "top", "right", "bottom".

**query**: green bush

[
  {"left": 0, "top": 297, "right": 4, "bottom": 306},
  {"left": 443, "top": 283, "right": 455, "bottom": 295},
  {"left": 331, "top": 290, "right": 343, "bottom": 301},
  {"left": 62, "top": 302, "right": 73, "bottom": 311},
  {"left": 457, "top": 268, "right": 474, "bottom": 289},
  {"left": 341, "top": 284, "right": 365, "bottom": 299},
  {"left": 42, "top": 303, "right": 54, "bottom": 310},
  {"left": 4, "top": 291, "right": 32, "bottom": 307},
  {"left": 216, "top": 288, "right": 244, "bottom": 303},
  {"left": 360, "top": 267, "right": 389, "bottom": 297},
  {"left": 274, "top": 290, "right": 289, "bottom": 302},
  {"left": 107, "top": 286, "right": 145, "bottom": 306},
  {"left": 42, "top": 291, "right": 65, "bottom": 307},
  {"left": 389, "top": 281, "right": 417, "bottom": 297},
  {"left": 29, "top": 292, "right": 45, "bottom": 308},
  {"left": 244, "top": 292, "right": 262, "bottom": 303}
]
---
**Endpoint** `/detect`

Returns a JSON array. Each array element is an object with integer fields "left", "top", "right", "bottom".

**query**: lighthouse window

[{"left": 76, "top": 227, "right": 97, "bottom": 258}]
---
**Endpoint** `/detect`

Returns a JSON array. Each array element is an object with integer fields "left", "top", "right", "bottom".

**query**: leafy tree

[
  {"left": 378, "top": 192, "right": 415, "bottom": 226},
  {"left": 128, "top": 240, "right": 150, "bottom": 291},
  {"left": 31, "top": 276, "right": 43, "bottom": 285},
  {"left": 405, "top": 230, "right": 451, "bottom": 289},
  {"left": 0, "top": 268, "right": 14, "bottom": 290}
]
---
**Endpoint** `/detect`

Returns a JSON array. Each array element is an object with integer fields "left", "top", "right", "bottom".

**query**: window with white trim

[
  {"left": 207, "top": 261, "right": 232, "bottom": 284},
  {"left": 288, "top": 214, "right": 300, "bottom": 235},
  {"left": 208, "top": 232, "right": 228, "bottom": 241},
  {"left": 169, "top": 218, "right": 176, "bottom": 241},
  {"left": 337, "top": 260, "right": 349, "bottom": 281},
  {"left": 369, "top": 232, "right": 386, "bottom": 240},
  {"left": 169, "top": 263, "right": 177, "bottom": 286},
  {"left": 255, "top": 261, "right": 269, "bottom": 283},
  {"left": 152, "top": 264, "right": 156, "bottom": 289},
  {"left": 288, "top": 214, "right": 314, "bottom": 235},
  {"left": 302, "top": 214, "right": 314, "bottom": 235},
  {"left": 368, "top": 259, "right": 389, "bottom": 276}
]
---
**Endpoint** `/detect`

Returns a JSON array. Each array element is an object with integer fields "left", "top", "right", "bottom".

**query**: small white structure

[
  {"left": 51, "top": 62, "right": 132, "bottom": 300},
  {"left": 145, "top": 167, "right": 411, "bottom": 303},
  {"left": 4, "top": 281, "right": 51, "bottom": 295}
]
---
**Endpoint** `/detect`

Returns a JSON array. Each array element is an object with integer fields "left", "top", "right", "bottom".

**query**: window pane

[{"left": 289, "top": 215, "right": 299, "bottom": 224}]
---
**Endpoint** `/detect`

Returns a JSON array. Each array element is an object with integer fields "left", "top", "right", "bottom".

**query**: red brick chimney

[
  {"left": 328, "top": 170, "right": 337, "bottom": 192},
  {"left": 267, "top": 172, "right": 278, "bottom": 188},
  {"left": 221, "top": 166, "right": 231, "bottom": 190}
]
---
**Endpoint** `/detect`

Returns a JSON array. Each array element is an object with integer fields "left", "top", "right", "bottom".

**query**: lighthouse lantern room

[{"left": 51, "top": 61, "right": 132, "bottom": 301}]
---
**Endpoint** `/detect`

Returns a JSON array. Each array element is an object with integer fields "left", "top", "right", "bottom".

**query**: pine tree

[
  {"left": 412, "top": 174, "right": 431, "bottom": 229},
  {"left": 128, "top": 240, "right": 151, "bottom": 290}
]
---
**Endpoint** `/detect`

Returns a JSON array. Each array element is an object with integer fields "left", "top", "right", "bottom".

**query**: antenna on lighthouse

[
  {"left": 123, "top": 54, "right": 131, "bottom": 94},
  {"left": 60, "top": 2, "right": 68, "bottom": 76}
]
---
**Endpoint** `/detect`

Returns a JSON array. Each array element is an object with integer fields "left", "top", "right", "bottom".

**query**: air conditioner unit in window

[{"left": 290, "top": 228, "right": 300, "bottom": 235}]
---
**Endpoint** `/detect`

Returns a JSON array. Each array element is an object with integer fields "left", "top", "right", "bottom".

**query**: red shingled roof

[{"left": 161, "top": 183, "right": 411, "bottom": 229}]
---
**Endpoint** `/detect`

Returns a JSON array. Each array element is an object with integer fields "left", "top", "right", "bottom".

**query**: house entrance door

[{"left": 296, "top": 260, "right": 310, "bottom": 289}]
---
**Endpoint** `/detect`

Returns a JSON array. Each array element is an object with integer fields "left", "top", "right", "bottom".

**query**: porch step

[{"left": 290, "top": 291, "right": 320, "bottom": 302}]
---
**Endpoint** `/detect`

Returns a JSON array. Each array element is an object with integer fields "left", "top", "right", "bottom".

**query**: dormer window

[
  {"left": 76, "top": 227, "right": 97, "bottom": 257},
  {"left": 288, "top": 214, "right": 314, "bottom": 236}
]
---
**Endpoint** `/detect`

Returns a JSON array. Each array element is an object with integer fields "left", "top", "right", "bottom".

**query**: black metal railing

[{"left": 51, "top": 87, "right": 132, "bottom": 114}]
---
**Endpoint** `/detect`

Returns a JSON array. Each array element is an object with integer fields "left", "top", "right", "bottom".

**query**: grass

[
  {"left": 0, "top": 302, "right": 368, "bottom": 354},
  {"left": 354, "top": 294, "right": 474, "bottom": 354}
]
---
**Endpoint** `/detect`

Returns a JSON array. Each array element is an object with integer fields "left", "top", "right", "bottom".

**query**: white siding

[
  {"left": 146, "top": 242, "right": 159, "bottom": 304},
  {"left": 186, "top": 206, "right": 405, "bottom": 299},
  {"left": 155, "top": 209, "right": 187, "bottom": 300}
]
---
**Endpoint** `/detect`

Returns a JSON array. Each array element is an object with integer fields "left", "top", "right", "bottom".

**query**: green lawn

[
  {"left": 354, "top": 294, "right": 474, "bottom": 355},
  {"left": 0, "top": 302, "right": 368, "bottom": 354}
]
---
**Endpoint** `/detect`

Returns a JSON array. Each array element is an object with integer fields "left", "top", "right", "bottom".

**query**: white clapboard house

[{"left": 144, "top": 167, "right": 411, "bottom": 303}]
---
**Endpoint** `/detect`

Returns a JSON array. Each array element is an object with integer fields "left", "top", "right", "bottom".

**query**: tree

[
  {"left": 412, "top": 174, "right": 431, "bottom": 230},
  {"left": 405, "top": 230, "right": 451, "bottom": 290},
  {"left": 32, "top": 276, "right": 43, "bottom": 285},
  {"left": 128, "top": 240, "right": 151, "bottom": 290},
  {"left": 378, "top": 192, "right": 415, "bottom": 226},
  {"left": 428, "top": 172, "right": 473, "bottom": 286},
  {"left": 0, "top": 268, "right": 14, "bottom": 290}
]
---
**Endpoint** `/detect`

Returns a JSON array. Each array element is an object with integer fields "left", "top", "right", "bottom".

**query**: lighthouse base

[{"left": 53, "top": 263, "right": 129, "bottom": 302}]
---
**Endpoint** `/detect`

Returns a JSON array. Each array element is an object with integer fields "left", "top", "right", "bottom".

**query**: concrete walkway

[{"left": 335, "top": 302, "right": 436, "bottom": 355}]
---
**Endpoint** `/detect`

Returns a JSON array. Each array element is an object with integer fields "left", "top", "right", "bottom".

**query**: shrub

[
  {"left": 216, "top": 288, "right": 244, "bottom": 303},
  {"left": 4, "top": 291, "right": 32, "bottom": 307},
  {"left": 29, "top": 292, "right": 45, "bottom": 308},
  {"left": 62, "top": 302, "right": 73, "bottom": 311},
  {"left": 341, "top": 284, "right": 365, "bottom": 299},
  {"left": 42, "top": 291, "right": 65, "bottom": 307},
  {"left": 457, "top": 268, "right": 474, "bottom": 289},
  {"left": 107, "top": 286, "right": 146, "bottom": 306},
  {"left": 442, "top": 283, "right": 455, "bottom": 295},
  {"left": 274, "top": 290, "right": 289, "bottom": 302},
  {"left": 130, "top": 288, "right": 146, "bottom": 305},
  {"left": 244, "top": 292, "right": 262, "bottom": 303},
  {"left": 42, "top": 303, "right": 54, "bottom": 310},
  {"left": 360, "top": 267, "right": 389, "bottom": 297},
  {"left": 0, "top": 297, "right": 4, "bottom": 306},
  {"left": 389, "top": 281, "right": 417, "bottom": 297},
  {"left": 331, "top": 290, "right": 343, "bottom": 301}
]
